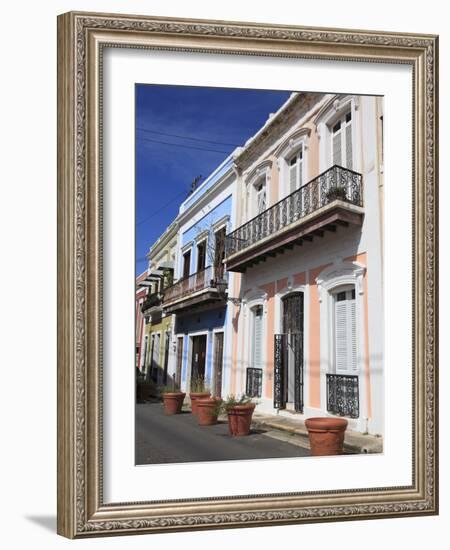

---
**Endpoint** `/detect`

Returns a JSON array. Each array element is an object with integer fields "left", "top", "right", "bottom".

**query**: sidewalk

[{"left": 251, "top": 411, "right": 383, "bottom": 454}]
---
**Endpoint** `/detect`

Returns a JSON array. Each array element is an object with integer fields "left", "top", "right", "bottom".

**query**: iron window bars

[
  {"left": 326, "top": 373, "right": 360, "bottom": 418},
  {"left": 246, "top": 367, "right": 263, "bottom": 398}
]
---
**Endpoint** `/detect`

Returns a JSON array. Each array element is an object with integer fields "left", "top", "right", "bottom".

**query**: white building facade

[
  {"left": 161, "top": 155, "right": 238, "bottom": 396},
  {"left": 224, "top": 93, "right": 384, "bottom": 437}
]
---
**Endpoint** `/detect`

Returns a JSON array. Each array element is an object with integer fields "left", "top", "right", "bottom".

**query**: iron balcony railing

[
  {"left": 141, "top": 291, "right": 163, "bottom": 312},
  {"left": 225, "top": 165, "right": 363, "bottom": 257},
  {"left": 162, "top": 265, "right": 226, "bottom": 305},
  {"left": 326, "top": 373, "right": 360, "bottom": 419}
]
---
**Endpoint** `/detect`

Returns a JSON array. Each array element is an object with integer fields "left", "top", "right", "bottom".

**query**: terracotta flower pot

[
  {"left": 162, "top": 392, "right": 186, "bottom": 415},
  {"left": 227, "top": 403, "right": 256, "bottom": 436},
  {"left": 305, "top": 417, "right": 348, "bottom": 456},
  {"left": 189, "top": 392, "right": 211, "bottom": 415},
  {"left": 196, "top": 398, "right": 221, "bottom": 426}
]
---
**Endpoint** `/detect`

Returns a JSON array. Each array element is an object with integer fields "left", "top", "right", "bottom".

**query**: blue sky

[{"left": 135, "top": 85, "right": 292, "bottom": 275}]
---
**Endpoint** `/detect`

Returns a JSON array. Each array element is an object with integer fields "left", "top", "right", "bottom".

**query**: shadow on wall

[{"left": 136, "top": 367, "right": 179, "bottom": 402}]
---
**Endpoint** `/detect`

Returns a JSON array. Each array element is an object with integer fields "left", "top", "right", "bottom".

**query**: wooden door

[
  {"left": 214, "top": 228, "right": 226, "bottom": 280},
  {"left": 213, "top": 332, "right": 224, "bottom": 397},
  {"left": 176, "top": 336, "right": 183, "bottom": 387},
  {"left": 191, "top": 335, "right": 207, "bottom": 382},
  {"left": 182, "top": 250, "right": 191, "bottom": 279}
]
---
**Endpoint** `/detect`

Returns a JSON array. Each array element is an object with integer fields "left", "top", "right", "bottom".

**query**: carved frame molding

[{"left": 57, "top": 11, "right": 438, "bottom": 538}]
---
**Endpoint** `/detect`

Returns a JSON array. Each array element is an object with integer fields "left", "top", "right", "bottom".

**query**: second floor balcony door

[
  {"left": 182, "top": 250, "right": 191, "bottom": 279},
  {"left": 181, "top": 250, "right": 192, "bottom": 295},
  {"left": 214, "top": 227, "right": 226, "bottom": 280},
  {"left": 332, "top": 111, "right": 353, "bottom": 170},
  {"left": 288, "top": 148, "right": 304, "bottom": 194},
  {"left": 196, "top": 241, "right": 206, "bottom": 289},
  {"left": 255, "top": 180, "right": 266, "bottom": 215},
  {"left": 254, "top": 180, "right": 266, "bottom": 241}
]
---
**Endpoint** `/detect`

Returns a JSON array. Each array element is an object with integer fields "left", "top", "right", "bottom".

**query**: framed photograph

[{"left": 57, "top": 11, "right": 438, "bottom": 538}]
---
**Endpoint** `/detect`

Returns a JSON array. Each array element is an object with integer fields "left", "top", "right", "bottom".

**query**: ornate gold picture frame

[{"left": 57, "top": 11, "right": 438, "bottom": 538}]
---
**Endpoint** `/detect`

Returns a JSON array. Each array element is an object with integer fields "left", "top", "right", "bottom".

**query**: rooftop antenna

[{"left": 189, "top": 175, "right": 202, "bottom": 195}]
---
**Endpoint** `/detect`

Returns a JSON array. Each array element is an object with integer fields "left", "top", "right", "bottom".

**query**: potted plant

[
  {"left": 218, "top": 394, "right": 256, "bottom": 436},
  {"left": 160, "top": 381, "right": 186, "bottom": 415},
  {"left": 196, "top": 397, "right": 222, "bottom": 426},
  {"left": 325, "top": 185, "right": 347, "bottom": 203},
  {"left": 304, "top": 417, "right": 348, "bottom": 456},
  {"left": 136, "top": 368, "right": 158, "bottom": 402},
  {"left": 189, "top": 376, "right": 211, "bottom": 415}
]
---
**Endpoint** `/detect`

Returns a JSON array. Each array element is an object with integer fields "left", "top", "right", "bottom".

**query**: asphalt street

[{"left": 135, "top": 401, "right": 310, "bottom": 465}]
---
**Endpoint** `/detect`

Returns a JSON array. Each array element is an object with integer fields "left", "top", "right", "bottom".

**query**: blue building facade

[{"left": 161, "top": 154, "right": 237, "bottom": 396}]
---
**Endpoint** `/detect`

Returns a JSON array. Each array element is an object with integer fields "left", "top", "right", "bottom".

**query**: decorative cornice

[
  {"left": 181, "top": 240, "right": 194, "bottom": 253},
  {"left": 313, "top": 94, "right": 359, "bottom": 129},
  {"left": 316, "top": 261, "right": 366, "bottom": 303},
  {"left": 212, "top": 214, "right": 230, "bottom": 231},
  {"left": 235, "top": 93, "right": 323, "bottom": 172},
  {"left": 195, "top": 229, "right": 209, "bottom": 243},
  {"left": 177, "top": 169, "right": 235, "bottom": 229},
  {"left": 149, "top": 221, "right": 179, "bottom": 260},
  {"left": 274, "top": 127, "right": 312, "bottom": 158},
  {"left": 245, "top": 159, "right": 273, "bottom": 186}
]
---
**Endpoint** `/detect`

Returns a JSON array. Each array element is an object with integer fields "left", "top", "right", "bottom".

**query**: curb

[{"left": 251, "top": 416, "right": 383, "bottom": 454}]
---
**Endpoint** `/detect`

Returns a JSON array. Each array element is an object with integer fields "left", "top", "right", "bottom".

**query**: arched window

[
  {"left": 316, "top": 261, "right": 365, "bottom": 420},
  {"left": 251, "top": 304, "right": 264, "bottom": 370},
  {"left": 331, "top": 286, "right": 357, "bottom": 374},
  {"left": 244, "top": 302, "right": 265, "bottom": 399},
  {"left": 244, "top": 160, "right": 272, "bottom": 221},
  {"left": 275, "top": 128, "right": 310, "bottom": 199},
  {"left": 314, "top": 95, "right": 359, "bottom": 173},
  {"left": 254, "top": 177, "right": 267, "bottom": 215}
]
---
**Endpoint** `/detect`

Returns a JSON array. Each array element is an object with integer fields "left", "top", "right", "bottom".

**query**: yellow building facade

[{"left": 141, "top": 221, "right": 178, "bottom": 386}]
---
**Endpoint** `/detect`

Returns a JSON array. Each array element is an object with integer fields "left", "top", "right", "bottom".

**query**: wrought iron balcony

[
  {"left": 162, "top": 265, "right": 227, "bottom": 314},
  {"left": 326, "top": 374, "right": 359, "bottom": 419},
  {"left": 141, "top": 292, "right": 163, "bottom": 313},
  {"left": 225, "top": 165, "right": 363, "bottom": 272}
]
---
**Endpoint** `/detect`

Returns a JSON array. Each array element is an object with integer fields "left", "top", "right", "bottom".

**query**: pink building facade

[
  {"left": 135, "top": 270, "right": 149, "bottom": 372},
  {"left": 223, "top": 93, "right": 384, "bottom": 437}
]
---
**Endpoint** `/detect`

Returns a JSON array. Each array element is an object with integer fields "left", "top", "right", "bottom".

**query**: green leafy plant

[
  {"left": 162, "top": 268, "right": 174, "bottom": 288},
  {"left": 159, "top": 379, "right": 181, "bottom": 394},
  {"left": 190, "top": 376, "right": 210, "bottom": 393},
  {"left": 214, "top": 394, "right": 255, "bottom": 416},
  {"left": 325, "top": 185, "right": 347, "bottom": 202}
]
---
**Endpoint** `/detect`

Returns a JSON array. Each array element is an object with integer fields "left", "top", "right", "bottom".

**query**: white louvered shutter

[
  {"left": 345, "top": 122, "right": 353, "bottom": 169},
  {"left": 332, "top": 128, "right": 342, "bottom": 165},
  {"left": 256, "top": 183, "right": 266, "bottom": 214},
  {"left": 334, "top": 291, "right": 357, "bottom": 374},
  {"left": 253, "top": 307, "right": 263, "bottom": 369},
  {"left": 298, "top": 152, "right": 303, "bottom": 187},
  {"left": 350, "top": 300, "right": 357, "bottom": 372},
  {"left": 289, "top": 157, "right": 297, "bottom": 194},
  {"left": 335, "top": 300, "right": 348, "bottom": 373},
  {"left": 331, "top": 112, "right": 353, "bottom": 169}
]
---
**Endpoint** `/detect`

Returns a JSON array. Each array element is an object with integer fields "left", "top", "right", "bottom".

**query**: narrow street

[{"left": 135, "top": 401, "right": 310, "bottom": 465}]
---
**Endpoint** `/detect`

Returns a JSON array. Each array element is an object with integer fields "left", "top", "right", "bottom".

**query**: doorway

[
  {"left": 182, "top": 250, "right": 191, "bottom": 279},
  {"left": 191, "top": 334, "right": 207, "bottom": 384},
  {"left": 274, "top": 293, "right": 304, "bottom": 412},
  {"left": 163, "top": 331, "right": 170, "bottom": 385},
  {"left": 213, "top": 332, "right": 224, "bottom": 397},
  {"left": 176, "top": 336, "right": 183, "bottom": 387}
]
